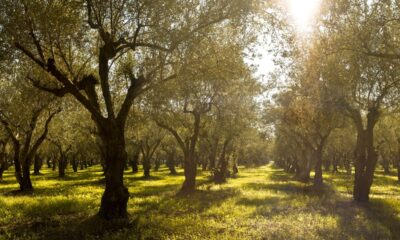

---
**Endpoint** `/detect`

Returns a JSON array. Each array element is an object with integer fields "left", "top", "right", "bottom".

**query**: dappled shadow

[
  {"left": 1, "top": 165, "right": 399, "bottom": 240},
  {"left": 365, "top": 199, "right": 400, "bottom": 239}
]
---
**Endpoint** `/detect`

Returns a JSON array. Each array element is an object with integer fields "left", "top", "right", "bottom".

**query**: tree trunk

[
  {"left": 397, "top": 141, "right": 400, "bottom": 183},
  {"left": 131, "top": 154, "right": 139, "bottom": 173},
  {"left": 98, "top": 126, "right": 129, "bottom": 220},
  {"left": 324, "top": 158, "right": 331, "bottom": 172},
  {"left": 0, "top": 166, "right": 4, "bottom": 180},
  {"left": 0, "top": 154, "right": 8, "bottom": 180},
  {"left": 353, "top": 112, "right": 378, "bottom": 202},
  {"left": 21, "top": 159, "right": 33, "bottom": 191},
  {"left": 232, "top": 163, "right": 239, "bottom": 175},
  {"left": 154, "top": 157, "right": 160, "bottom": 171},
  {"left": 313, "top": 147, "right": 324, "bottom": 186},
  {"left": 58, "top": 155, "right": 67, "bottom": 178},
  {"left": 181, "top": 152, "right": 197, "bottom": 192},
  {"left": 143, "top": 157, "right": 151, "bottom": 178},
  {"left": 332, "top": 155, "right": 338, "bottom": 173},
  {"left": 13, "top": 144, "right": 33, "bottom": 191},
  {"left": 295, "top": 149, "right": 311, "bottom": 183},
  {"left": 381, "top": 155, "right": 390, "bottom": 175},
  {"left": 208, "top": 139, "right": 219, "bottom": 170},
  {"left": 397, "top": 159, "right": 400, "bottom": 183},
  {"left": 72, "top": 158, "right": 78, "bottom": 172},
  {"left": 214, "top": 139, "right": 230, "bottom": 183},
  {"left": 52, "top": 158, "right": 57, "bottom": 171},
  {"left": 201, "top": 156, "right": 208, "bottom": 171},
  {"left": 46, "top": 157, "right": 52, "bottom": 168},
  {"left": 80, "top": 160, "right": 84, "bottom": 170},
  {"left": 166, "top": 150, "right": 177, "bottom": 175},
  {"left": 33, "top": 154, "right": 42, "bottom": 175}
]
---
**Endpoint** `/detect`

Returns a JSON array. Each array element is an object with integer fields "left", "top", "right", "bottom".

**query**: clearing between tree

[{"left": 0, "top": 165, "right": 399, "bottom": 240}]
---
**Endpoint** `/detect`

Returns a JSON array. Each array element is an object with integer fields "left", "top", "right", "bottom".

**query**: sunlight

[{"left": 286, "top": 0, "right": 321, "bottom": 32}]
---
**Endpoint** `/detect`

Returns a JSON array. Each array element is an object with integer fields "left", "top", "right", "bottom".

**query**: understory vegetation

[{"left": 0, "top": 165, "right": 399, "bottom": 240}]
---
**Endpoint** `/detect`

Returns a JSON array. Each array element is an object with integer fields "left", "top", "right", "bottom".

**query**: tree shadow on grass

[{"left": 365, "top": 199, "right": 400, "bottom": 239}]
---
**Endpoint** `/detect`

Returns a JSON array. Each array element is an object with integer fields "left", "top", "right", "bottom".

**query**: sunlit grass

[{"left": 0, "top": 164, "right": 399, "bottom": 239}]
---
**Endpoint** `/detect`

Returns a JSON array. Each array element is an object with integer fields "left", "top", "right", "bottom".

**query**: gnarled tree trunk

[
  {"left": 181, "top": 151, "right": 197, "bottom": 192},
  {"left": 98, "top": 124, "right": 129, "bottom": 220},
  {"left": 353, "top": 109, "right": 379, "bottom": 202}
]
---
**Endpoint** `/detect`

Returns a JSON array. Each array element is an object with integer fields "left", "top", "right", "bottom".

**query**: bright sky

[
  {"left": 286, "top": 0, "right": 322, "bottom": 32},
  {"left": 253, "top": 0, "right": 322, "bottom": 79}
]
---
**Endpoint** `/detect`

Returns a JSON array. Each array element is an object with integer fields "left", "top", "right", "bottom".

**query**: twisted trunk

[
  {"left": 181, "top": 151, "right": 197, "bottom": 192},
  {"left": 353, "top": 109, "right": 379, "bottom": 202},
  {"left": 98, "top": 123, "right": 129, "bottom": 220}
]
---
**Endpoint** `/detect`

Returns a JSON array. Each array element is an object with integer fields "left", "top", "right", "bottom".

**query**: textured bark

[
  {"left": 353, "top": 109, "right": 379, "bottom": 202},
  {"left": 98, "top": 124, "right": 129, "bottom": 220},
  {"left": 58, "top": 155, "right": 68, "bottom": 178},
  {"left": 181, "top": 152, "right": 197, "bottom": 192}
]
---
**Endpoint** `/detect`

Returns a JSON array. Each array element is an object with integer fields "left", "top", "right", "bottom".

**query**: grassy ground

[{"left": 0, "top": 165, "right": 399, "bottom": 240}]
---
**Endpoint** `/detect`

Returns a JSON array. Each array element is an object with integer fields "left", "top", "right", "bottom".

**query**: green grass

[{"left": 0, "top": 165, "right": 399, "bottom": 240}]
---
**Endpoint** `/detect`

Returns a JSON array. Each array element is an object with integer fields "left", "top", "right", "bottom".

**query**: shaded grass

[{"left": 0, "top": 165, "right": 398, "bottom": 239}]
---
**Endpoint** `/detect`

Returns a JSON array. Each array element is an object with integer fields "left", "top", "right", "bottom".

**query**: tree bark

[
  {"left": 313, "top": 135, "right": 329, "bottom": 187},
  {"left": 72, "top": 157, "right": 78, "bottom": 172},
  {"left": 181, "top": 152, "right": 197, "bottom": 192},
  {"left": 353, "top": 109, "right": 379, "bottom": 202},
  {"left": 154, "top": 157, "right": 161, "bottom": 171},
  {"left": 58, "top": 155, "right": 67, "bottom": 178},
  {"left": 397, "top": 159, "right": 400, "bottom": 183},
  {"left": 332, "top": 155, "right": 339, "bottom": 173},
  {"left": 201, "top": 156, "right": 208, "bottom": 171},
  {"left": 166, "top": 150, "right": 177, "bottom": 175},
  {"left": 295, "top": 149, "right": 311, "bottom": 182},
  {"left": 0, "top": 153, "right": 8, "bottom": 180},
  {"left": 98, "top": 125, "right": 129, "bottom": 220},
  {"left": 130, "top": 153, "right": 139, "bottom": 173},
  {"left": 33, "top": 154, "right": 42, "bottom": 175},
  {"left": 143, "top": 157, "right": 151, "bottom": 178},
  {"left": 313, "top": 147, "right": 324, "bottom": 186},
  {"left": 208, "top": 138, "right": 219, "bottom": 170},
  {"left": 214, "top": 139, "right": 230, "bottom": 183}
]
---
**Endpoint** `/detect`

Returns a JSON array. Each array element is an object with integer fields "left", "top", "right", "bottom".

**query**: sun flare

[{"left": 286, "top": 0, "right": 321, "bottom": 32}]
